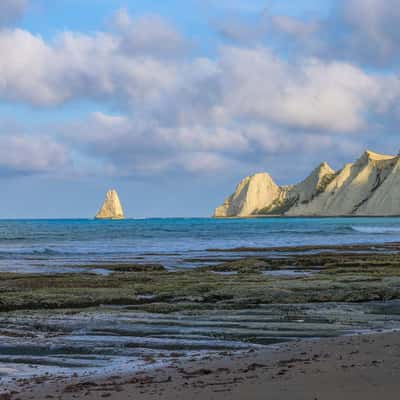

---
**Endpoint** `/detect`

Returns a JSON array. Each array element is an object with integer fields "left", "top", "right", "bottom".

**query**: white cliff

[
  {"left": 95, "top": 189, "right": 124, "bottom": 220},
  {"left": 287, "top": 151, "right": 397, "bottom": 216},
  {"left": 214, "top": 150, "right": 400, "bottom": 217},
  {"left": 355, "top": 157, "right": 400, "bottom": 216},
  {"left": 214, "top": 173, "right": 280, "bottom": 217},
  {"left": 290, "top": 162, "right": 335, "bottom": 204}
]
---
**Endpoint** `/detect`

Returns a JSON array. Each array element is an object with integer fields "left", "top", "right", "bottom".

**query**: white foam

[{"left": 351, "top": 226, "right": 400, "bottom": 234}]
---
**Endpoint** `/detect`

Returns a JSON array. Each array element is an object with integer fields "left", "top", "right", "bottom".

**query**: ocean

[
  {"left": 1, "top": 217, "right": 400, "bottom": 273},
  {"left": 2, "top": 217, "right": 400, "bottom": 381}
]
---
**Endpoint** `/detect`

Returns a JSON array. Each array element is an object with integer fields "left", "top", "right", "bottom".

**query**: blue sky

[
  {"left": 0, "top": 0, "right": 399, "bottom": 218},
  {"left": 21, "top": 1, "right": 334, "bottom": 33}
]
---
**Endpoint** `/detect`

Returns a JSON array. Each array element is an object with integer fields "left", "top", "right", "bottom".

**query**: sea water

[
  {"left": 1, "top": 217, "right": 400, "bottom": 273},
  {"left": 2, "top": 217, "right": 400, "bottom": 381}
]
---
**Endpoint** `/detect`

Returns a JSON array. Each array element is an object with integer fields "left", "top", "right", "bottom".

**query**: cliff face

[
  {"left": 214, "top": 150, "right": 400, "bottom": 217},
  {"left": 95, "top": 189, "right": 124, "bottom": 220},
  {"left": 214, "top": 173, "right": 280, "bottom": 217}
]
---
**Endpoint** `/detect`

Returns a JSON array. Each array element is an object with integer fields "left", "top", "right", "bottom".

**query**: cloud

[
  {"left": 275, "top": 0, "right": 400, "bottom": 67},
  {"left": 63, "top": 111, "right": 249, "bottom": 175},
  {"left": 217, "top": 1, "right": 400, "bottom": 68},
  {"left": 0, "top": 134, "right": 69, "bottom": 176},
  {"left": 215, "top": 10, "right": 319, "bottom": 49},
  {"left": 111, "top": 9, "right": 187, "bottom": 58},
  {"left": 271, "top": 15, "right": 318, "bottom": 38},
  {"left": 332, "top": 0, "right": 400, "bottom": 66},
  {"left": 0, "top": 22, "right": 395, "bottom": 132},
  {"left": 0, "top": 23, "right": 181, "bottom": 106},
  {"left": 0, "top": 0, "right": 28, "bottom": 26},
  {"left": 218, "top": 46, "right": 389, "bottom": 133},
  {"left": 62, "top": 100, "right": 374, "bottom": 178},
  {"left": 0, "top": 9, "right": 400, "bottom": 180}
]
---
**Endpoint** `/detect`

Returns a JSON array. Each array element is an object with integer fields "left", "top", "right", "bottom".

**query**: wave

[
  {"left": 32, "top": 248, "right": 63, "bottom": 255},
  {"left": 220, "top": 225, "right": 400, "bottom": 236},
  {"left": 251, "top": 227, "right": 353, "bottom": 235},
  {"left": 0, "top": 248, "right": 146, "bottom": 258},
  {"left": 0, "top": 237, "right": 28, "bottom": 241},
  {"left": 350, "top": 226, "right": 400, "bottom": 234},
  {"left": 0, "top": 248, "right": 66, "bottom": 257}
]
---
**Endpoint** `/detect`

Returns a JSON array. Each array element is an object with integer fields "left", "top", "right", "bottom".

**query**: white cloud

[
  {"left": 338, "top": 0, "right": 400, "bottom": 66},
  {"left": 0, "top": 9, "right": 400, "bottom": 179},
  {"left": 271, "top": 15, "right": 318, "bottom": 37},
  {"left": 111, "top": 9, "right": 187, "bottom": 58},
  {"left": 0, "top": 23, "right": 393, "bottom": 133},
  {"left": 0, "top": 135, "right": 68, "bottom": 176},
  {"left": 0, "top": 8, "right": 397, "bottom": 133},
  {"left": 63, "top": 111, "right": 249, "bottom": 175},
  {"left": 219, "top": 46, "right": 383, "bottom": 133},
  {"left": 268, "top": 0, "right": 400, "bottom": 67},
  {"left": 217, "top": 1, "right": 400, "bottom": 67},
  {"left": 0, "top": 25, "right": 180, "bottom": 106}
]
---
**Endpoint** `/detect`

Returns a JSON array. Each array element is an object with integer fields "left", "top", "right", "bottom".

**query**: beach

[
  {"left": 3, "top": 0, "right": 400, "bottom": 397},
  {"left": 4, "top": 330, "right": 400, "bottom": 400},
  {"left": 1, "top": 219, "right": 400, "bottom": 398}
]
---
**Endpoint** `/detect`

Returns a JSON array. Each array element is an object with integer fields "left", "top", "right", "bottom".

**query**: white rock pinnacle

[{"left": 95, "top": 189, "right": 124, "bottom": 220}]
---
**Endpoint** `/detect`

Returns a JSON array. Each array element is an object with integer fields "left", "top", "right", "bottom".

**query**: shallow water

[
  {"left": 1, "top": 218, "right": 400, "bottom": 382},
  {"left": 262, "top": 270, "right": 314, "bottom": 277},
  {"left": 1, "top": 217, "right": 400, "bottom": 273},
  {"left": 0, "top": 301, "right": 400, "bottom": 382}
]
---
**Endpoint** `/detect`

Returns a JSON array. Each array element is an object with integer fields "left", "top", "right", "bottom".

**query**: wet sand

[{"left": 5, "top": 330, "right": 400, "bottom": 400}]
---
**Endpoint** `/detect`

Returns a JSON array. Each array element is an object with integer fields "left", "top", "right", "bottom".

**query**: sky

[{"left": 0, "top": 0, "right": 400, "bottom": 218}]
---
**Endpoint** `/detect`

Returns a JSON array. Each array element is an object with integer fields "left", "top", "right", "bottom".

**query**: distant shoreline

[
  {"left": 213, "top": 214, "right": 400, "bottom": 219},
  {"left": 2, "top": 214, "right": 400, "bottom": 221}
]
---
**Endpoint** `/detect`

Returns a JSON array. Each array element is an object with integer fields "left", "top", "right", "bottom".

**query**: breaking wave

[{"left": 350, "top": 226, "right": 400, "bottom": 234}]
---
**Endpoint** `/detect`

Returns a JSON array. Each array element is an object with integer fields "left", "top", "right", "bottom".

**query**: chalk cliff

[
  {"left": 95, "top": 189, "right": 124, "bottom": 220},
  {"left": 214, "top": 150, "right": 400, "bottom": 217},
  {"left": 214, "top": 173, "right": 280, "bottom": 217}
]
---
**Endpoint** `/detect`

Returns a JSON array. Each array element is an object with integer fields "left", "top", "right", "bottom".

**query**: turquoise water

[{"left": 1, "top": 217, "right": 400, "bottom": 273}]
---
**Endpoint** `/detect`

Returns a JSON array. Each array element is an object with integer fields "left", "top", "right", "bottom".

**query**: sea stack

[{"left": 95, "top": 189, "right": 124, "bottom": 220}]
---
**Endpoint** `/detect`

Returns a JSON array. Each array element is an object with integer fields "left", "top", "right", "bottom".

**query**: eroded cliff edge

[{"left": 214, "top": 150, "right": 400, "bottom": 217}]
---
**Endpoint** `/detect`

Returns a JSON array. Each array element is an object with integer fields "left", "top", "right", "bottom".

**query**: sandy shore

[{"left": 4, "top": 330, "right": 399, "bottom": 400}]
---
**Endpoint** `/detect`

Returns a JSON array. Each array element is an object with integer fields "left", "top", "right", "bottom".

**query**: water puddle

[
  {"left": 262, "top": 270, "right": 315, "bottom": 277},
  {"left": 211, "top": 271, "right": 238, "bottom": 276}
]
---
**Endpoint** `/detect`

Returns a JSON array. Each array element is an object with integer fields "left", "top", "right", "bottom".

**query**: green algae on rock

[{"left": 1, "top": 243, "right": 400, "bottom": 313}]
